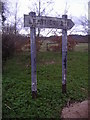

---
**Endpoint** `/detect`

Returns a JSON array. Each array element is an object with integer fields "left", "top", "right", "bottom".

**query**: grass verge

[{"left": 2, "top": 51, "right": 88, "bottom": 118}]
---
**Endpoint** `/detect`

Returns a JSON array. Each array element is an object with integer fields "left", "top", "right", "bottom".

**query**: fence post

[
  {"left": 29, "top": 12, "right": 37, "bottom": 98},
  {"left": 62, "top": 15, "right": 67, "bottom": 93}
]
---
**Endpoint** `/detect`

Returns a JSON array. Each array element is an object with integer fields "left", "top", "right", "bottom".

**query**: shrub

[
  {"left": 48, "top": 36, "right": 77, "bottom": 52},
  {"left": 36, "top": 37, "right": 43, "bottom": 52},
  {"left": 2, "top": 33, "right": 15, "bottom": 61},
  {"left": 68, "top": 36, "right": 77, "bottom": 51}
]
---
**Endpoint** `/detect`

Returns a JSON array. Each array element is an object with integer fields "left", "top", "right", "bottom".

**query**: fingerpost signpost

[{"left": 24, "top": 12, "right": 74, "bottom": 98}]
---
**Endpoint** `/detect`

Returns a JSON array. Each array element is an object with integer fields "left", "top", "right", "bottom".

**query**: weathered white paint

[
  {"left": 24, "top": 15, "right": 74, "bottom": 30},
  {"left": 24, "top": 12, "right": 74, "bottom": 96}
]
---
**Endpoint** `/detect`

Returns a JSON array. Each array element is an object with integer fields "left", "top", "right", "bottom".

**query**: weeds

[{"left": 2, "top": 51, "right": 88, "bottom": 118}]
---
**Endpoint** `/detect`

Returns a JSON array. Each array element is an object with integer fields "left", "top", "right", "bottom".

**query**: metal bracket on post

[
  {"left": 29, "top": 12, "right": 37, "bottom": 99},
  {"left": 62, "top": 15, "right": 67, "bottom": 93}
]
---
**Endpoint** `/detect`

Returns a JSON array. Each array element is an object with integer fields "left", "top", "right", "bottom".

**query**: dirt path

[{"left": 61, "top": 100, "right": 88, "bottom": 118}]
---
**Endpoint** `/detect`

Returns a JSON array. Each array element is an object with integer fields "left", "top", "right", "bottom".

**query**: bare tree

[
  {"left": 77, "top": 1, "right": 89, "bottom": 35},
  {"left": 28, "top": 0, "right": 54, "bottom": 37},
  {"left": 1, "top": 2, "right": 6, "bottom": 33},
  {"left": 14, "top": 2, "right": 18, "bottom": 35},
  {"left": 80, "top": 16, "right": 88, "bottom": 34},
  {"left": 4, "top": 0, "right": 23, "bottom": 35},
  {"left": 64, "top": 2, "right": 70, "bottom": 15}
]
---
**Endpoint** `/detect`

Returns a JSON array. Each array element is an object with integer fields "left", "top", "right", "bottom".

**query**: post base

[
  {"left": 32, "top": 91, "right": 37, "bottom": 99},
  {"left": 62, "top": 84, "right": 66, "bottom": 93}
]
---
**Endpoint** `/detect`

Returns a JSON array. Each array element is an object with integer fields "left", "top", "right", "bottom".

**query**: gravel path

[{"left": 61, "top": 100, "right": 88, "bottom": 118}]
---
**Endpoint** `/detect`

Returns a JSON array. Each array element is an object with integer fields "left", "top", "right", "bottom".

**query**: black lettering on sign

[
  {"left": 37, "top": 19, "right": 40, "bottom": 25},
  {"left": 43, "top": 19, "right": 46, "bottom": 25},
  {"left": 49, "top": 20, "right": 52, "bottom": 25},
  {"left": 40, "top": 19, "right": 43, "bottom": 25},
  {"left": 52, "top": 20, "right": 56, "bottom": 26},
  {"left": 61, "top": 21, "right": 63, "bottom": 26},
  {"left": 45, "top": 19, "right": 47, "bottom": 25},
  {"left": 33, "top": 19, "right": 36, "bottom": 23}
]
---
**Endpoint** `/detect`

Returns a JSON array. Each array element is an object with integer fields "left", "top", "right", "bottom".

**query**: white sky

[
  {"left": 16, "top": 0, "right": 89, "bottom": 16},
  {"left": 4, "top": 0, "right": 89, "bottom": 36}
]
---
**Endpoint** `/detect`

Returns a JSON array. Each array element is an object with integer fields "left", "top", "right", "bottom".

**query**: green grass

[{"left": 2, "top": 51, "right": 88, "bottom": 119}]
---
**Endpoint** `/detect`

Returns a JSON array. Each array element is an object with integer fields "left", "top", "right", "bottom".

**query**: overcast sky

[
  {"left": 4, "top": 0, "right": 89, "bottom": 36},
  {"left": 12, "top": 0, "right": 89, "bottom": 16}
]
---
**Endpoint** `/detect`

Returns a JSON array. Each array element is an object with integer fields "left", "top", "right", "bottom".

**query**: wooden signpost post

[{"left": 24, "top": 12, "right": 74, "bottom": 98}]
